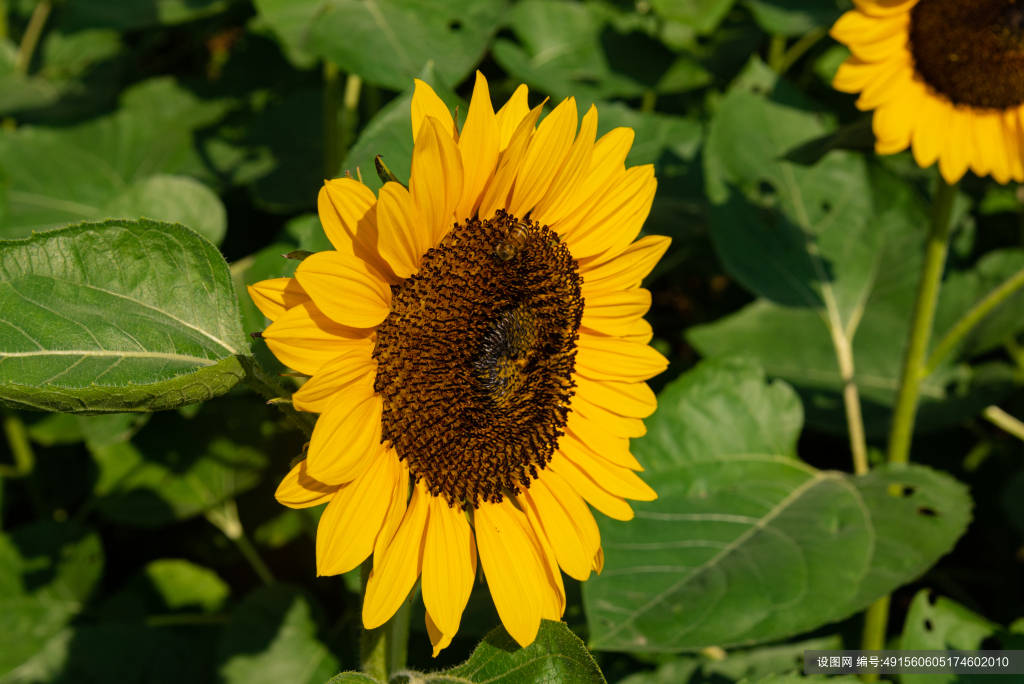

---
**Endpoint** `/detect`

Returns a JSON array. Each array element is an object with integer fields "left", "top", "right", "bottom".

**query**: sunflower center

[
  {"left": 909, "top": 0, "right": 1024, "bottom": 108},
  {"left": 372, "top": 211, "right": 583, "bottom": 509}
]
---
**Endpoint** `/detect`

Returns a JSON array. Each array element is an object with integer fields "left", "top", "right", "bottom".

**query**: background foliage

[{"left": 1, "top": 0, "right": 1022, "bottom": 682}]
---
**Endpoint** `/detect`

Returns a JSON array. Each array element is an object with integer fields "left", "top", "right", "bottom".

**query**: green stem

[
  {"left": 14, "top": 0, "right": 50, "bottom": 75},
  {"left": 767, "top": 35, "right": 786, "bottom": 72},
  {"left": 983, "top": 405, "right": 1024, "bottom": 443},
  {"left": 359, "top": 560, "right": 411, "bottom": 680},
  {"left": 324, "top": 61, "right": 341, "bottom": 178},
  {"left": 923, "top": 265, "right": 1024, "bottom": 376},
  {"left": 0, "top": 0, "right": 9, "bottom": 41},
  {"left": 640, "top": 90, "right": 657, "bottom": 114},
  {"left": 775, "top": 28, "right": 827, "bottom": 77},
  {"left": 886, "top": 179, "right": 957, "bottom": 466},
  {"left": 1, "top": 411, "right": 34, "bottom": 477},
  {"left": 205, "top": 500, "right": 275, "bottom": 586},
  {"left": 339, "top": 73, "right": 362, "bottom": 165}
]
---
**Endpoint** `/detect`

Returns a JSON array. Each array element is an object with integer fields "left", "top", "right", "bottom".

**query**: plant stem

[
  {"left": 833, "top": 330, "right": 869, "bottom": 475},
  {"left": 359, "top": 560, "right": 411, "bottom": 680},
  {"left": 339, "top": 73, "right": 362, "bottom": 164},
  {"left": 767, "top": 35, "right": 786, "bottom": 72},
  {"left": 1, "top": 411, "right": 34, "bottom": 477},
  {"left": 0, "top": 0, "right": 9, "bottom": 41},
  {"left": 886, "top": 179, "right": 957, "bottom": 466},
  {"left": 775, "top": 28, "right": 827, "bottom": 78},
  {"left": 859, "top": 178, "right": 957, "bottom": 681},
  {"left": 14, "top": 0, "right": 50, "bottom": 75},
  {"left": 923, "top": 264, "right": 1024, "bottom": 376},
  {"left": 205, "top": 500, "right": 275, "bottom": 586},
  {"left": 983, "top": 405, "right": 1024, "bottom": 443}
]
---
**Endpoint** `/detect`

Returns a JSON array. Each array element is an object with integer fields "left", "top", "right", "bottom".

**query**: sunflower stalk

[
  {"left": 13, "top": 0, "right": 50, "bottom": 75},
  {"left": 205, "top": 500, "right": 275, "bottom": 586},
  {"left": 1, "top": 411, "right": 33, "bottom": 478},
  {"left": 982, "top": 405, "right": 1024, "bottom": 443},
  {"left": 859, "top": 178, "right": 957, "bottom": 678},
  {"left": 359, "top": 560, "right": 411, "bottom": 680}
]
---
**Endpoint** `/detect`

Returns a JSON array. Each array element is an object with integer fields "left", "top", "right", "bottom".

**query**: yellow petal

[
  {"left": 833, "top": 56, "right": 885, "bottom": 94},
  {"left": 852, "top": 0, "right": 918, "bottom": 18},
  {"left": 508, "top": 98, "right": 579, "bottom": 218},
  {"left": 363, "top": 480, "right": 430, "bottom": 629},
  {"left": 520, "top": 477, "right": 594, "bottom": 581},
  {"left": 411, "top": 79, "right": 456, "bottom": 142},
  {"left": 495, "top": 84, "right": 530, "bottom": 150},
  {"left": 410, "top": 116, "right": 464, "bottom": 245},
  {"left": 855, "top": 58, "right": 912, "bottom": 111},
  {"left": 548, "top": 127, "right": 635, "bottom": 234},
  {"left": 422, "top": 498, "right": 476, "bottom": 656},
  {"left": 275, "top": 459, "right": 339, "bottom": 509},
  {"left": 911, "top": 87, "right": 950, "bottom": 168},
  {"left": 572, "top": 392, "right": 648, "bottom": 438},
  {"left": 532, "top": 104, "right": 599, "bottom": 226},
  {"left": 374, "top": 455, "right": 409, "bottom": 559},
  {"left": 316, "top": 451, "right": 398, "bottom": 575},
  {"left": 292, "top": 348, "right": 377, "bottom": 413},
  {"left": 575, "top": 333, "right": 668, "bottom": 382},
  {"left": 306, "top": 391, "right": 383, "bottom": 485},
  {"left": 319, "top": 179, "right": 394, "bottom": 280},
  {"left": 563, "top": 415, "right": 644, "bottom": 471},
  {"left": 830, "top": 8, "right": 908, "bottom": 47},
  {"left": 262, "top": 301, "right": 374, "bottom": 376},
  {"left": 562, "top": 164, "right": 657, "bottom": 260},
  {"left": 376, "top": 181, "right": 428, "bottom": 279},
  {"left": 560, "top": 441, "right": 657, "bottom": 501},
  {"left": 477, "top": 102, "right": 545, "bottom": 218},
  {"left": 456, "top": 71, "right": 500, "bottom": 221},
  {"left": 573, "top": 375, "right": 657, "bottom": 418},
  {"left": 939, "top": 106, "right": 972, "bottom": 184},
  {"left": 248, "top": 277, "right": 309, "bottom": 322},
  {"left": 971, "top": 109, "right": 1010, "bottom": 184},
  {"left": 537, "top": 468, "right": 601, "bottom": 558},
  {"left": 1006, "top": 108, "right": 1024, "bottom": 182},
  {"left": 548, "top": 451, "right": 634, "bottom": 521},
  {"left": 474, "top": 499, "right": 544, "bottom": 647},
  {"left": 294, "top": 251, "right": 391, "bottom": 328},
  {"left": 525, "top": 512, "right": 566, "bottom": 621},
  {"left": 580, "top": 235, "right": 670, "bottom": 295},
  {"left": 580, "top": 288, "right": 652, "bottom": 336}
]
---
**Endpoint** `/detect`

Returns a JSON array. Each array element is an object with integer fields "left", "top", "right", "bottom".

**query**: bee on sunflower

[
  {"left": 248, "top": 72, "right": 669, "bottom": 655},
  {"left": 831, "top": 0, "right": 1024, "bottom": 184}
]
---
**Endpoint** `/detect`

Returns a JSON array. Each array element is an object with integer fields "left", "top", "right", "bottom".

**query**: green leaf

[
  {"left": 57, "top": 0, "right": 228, "bottom": 31},
  {"left": 740, "top": 675, "right": 861, "bottom": 684},
  {"left": 218, "top": 586, "right": 339, "bottom": 684},
  {"left": 88, "top": 399, "right": 276, "bottom": 526},
  {"left": 0, "top": 523, "right": 104, "bottom": 678},
  {"left": 742, "top": 0, "right": 843, "bottom": 36},
  {"left": 324, "top": 674, "right": 380, "bottom": 684},
  {"left": 898, "top": 590, "right": 1024, "bottom": 684},
  {"left": 104, "top": 175, "right": 228, "bottom": 246},
  {"left": 0, "top": 219, "right": 249, "bottom": 413},
  {"left": 401, "top": 621, "right": 604, "bottom": 683},
  {"left": 649, "top": 0, "right": 738, "bottom": 34},
  {"left": 0, "top": 77, "right": 230, "bottom": 238},
  {"left": 585, "top": 459, "right": 970, "bottom": 651},
  {"left": 634, "top": 357, "right": 803, "bottom": 469},
  {"left": 144, "top": 559, "right": 230, "bottom": 612},
  {"left": 492, "top": 0, "right": 676, "bottom": 102},
  {"left": 253, "top": 0, "right": 505, "bottom": 90}
]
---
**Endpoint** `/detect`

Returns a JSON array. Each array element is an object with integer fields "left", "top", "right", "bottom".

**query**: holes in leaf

[
  {"left": 924, "top": 618, "right": 934, "bottom": 631},
  {"left": 448, "top": 19, "right": 463, "bottom": 31},
  {"left": 917, "top": 506, "right": 938, "bottom": 517},
  {"left": 820, "top": 200, "right": 832, "bottom": 214},
  {"left": 898, "top": 484, "right": 917, "bottom": 497},
  {"left": 926, "top": 590, "right": 938, "bottom": 605}
]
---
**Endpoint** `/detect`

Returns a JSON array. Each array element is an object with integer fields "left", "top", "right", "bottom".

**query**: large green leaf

[
  {"left": 57, "top": 0, "right": 228, "bottom": 30},
  {"left": 0, "top": 523, "right": 104, "bottom": 680},
  {"left": 0, "top": 78, "right": 229, "bottom": 239},
  {"left": 0, "top": 219, "right": 249, "bottom": 413},
  {"left": 742, "top": 0, "right": 843, "bottom": 36},
  {"left": 583, "top": 363, "right": 972, "bottom": 652},
  {"left": 253, "top": 0, "right": 505, "bottom": 90},
  {"left": 391, "top": 621, "right": 604, "bottom": 683},
  {"left": 218, "top": 586, "right": 339, "bottom": 684}
]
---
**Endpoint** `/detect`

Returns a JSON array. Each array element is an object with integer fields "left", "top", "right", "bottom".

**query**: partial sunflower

[
  {"left": 248, "top": 71, "right": 668, "bottom": 655},
  {"left": 831, "top": 0, "right": 1024, "bottom": 184}
]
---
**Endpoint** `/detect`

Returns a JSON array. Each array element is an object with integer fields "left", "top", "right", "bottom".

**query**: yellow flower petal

[
  {"left": 363, "top": 481, "right": 430, "bottom": 629},
  {"left": 573, "top": 374, "right": 657, "bottom": 419},
  {"left": 939, "top": 106, "right": 972, "bottom": 184},
  {"left": 374, "top": 455, "right": 409, "bottom": 559},
  {"left": 410, "top": 116, "right": 465, "bottom": 245},
  {"left": 508, "top": 98, "right": 578, "bottom": 218},
  {"left": 478, "top": 102, "right": 545, "bottom": 219},
  {"left": 548, "top": 126, "right": 635, "bottom": 234},
  {"left": 560, "top": 441, "right": 657, "bottom": 501},
  {"left": 262, "top": 301, "right": 373, "bottom": 376},
  {"left": 520, "top": 477, "right": 594, "bottom": 581},
  {"left": 275, "top": 459, "right": 339, "bottom": 509},
  {"left": 474, "top": 499, "right": 545, "bottom": 647},
  {"left": 422, "top": 498, "right": 476, "bottom": 657},
  {"left": 319, "top": 179, "right": 395, "bottom": 280},
  {"left": 572, "top": 392, "right": 648, "bottom": 438},
  {"left": 292, "top": 348, "right": 377, "bottom": 413},
  {"left": 316, "top": 450, "right": 398, "bottom": 575},
  {"left": 580, "top": 288, "right": 652, "bottom": 337},
  {"left": 247, "top": 277, "right": 309, "bottom": 322},
  {"left": 580, "top": 235, "right": 671, "bottom": 295},
  {"left": 376, "top": 181, "right": 429, "bottom": 279},
  {"left": 294, "top": 251, "right": 392, "bottom": 328},
  {"left": 563, "top": 415, "right": 643, "bottom": 471},
  {"left": 533, "top": 104, "right": 600, "bottom": 227},
  {"left": 563, "top": 164, "right": 657, "bottom": 260},
  {"left": 494, "top": 83, "right": 530, "bottom": 150},
  {"left": 575, "top": 333, "right": 669, "bottom": 382},
  {"left": 411, "top": 79, "right": 456, "bottom": 142},
  {"left": 306, "top": 391, "right": 383, "bottom": 485},
  {"left": 456, "top": 71, "right": 500, "bottom": 222},
  {"left": 548, "top": 451, "right": 634, "bottom": 521}
]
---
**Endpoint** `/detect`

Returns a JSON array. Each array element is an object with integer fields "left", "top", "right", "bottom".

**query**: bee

[{"left": 494, "top": 220, "right": 530, "bottom": 262}]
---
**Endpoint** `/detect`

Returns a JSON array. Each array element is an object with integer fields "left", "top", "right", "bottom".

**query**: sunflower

[
  {"left": 247, "top": 72, "right": 668, "bottom": 655},
  {"left": 831, "top": 0, "right": 1024, "bottom": 184}
]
